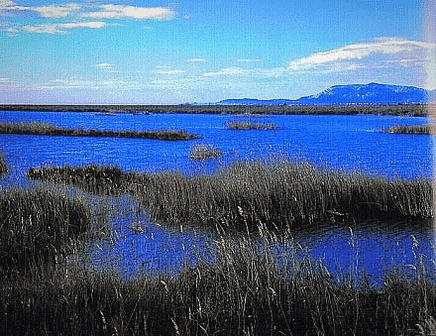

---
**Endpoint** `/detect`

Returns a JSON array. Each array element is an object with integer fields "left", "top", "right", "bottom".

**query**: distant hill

[{"left": 217, "top": 83, "right": 436, "bottom": 105}]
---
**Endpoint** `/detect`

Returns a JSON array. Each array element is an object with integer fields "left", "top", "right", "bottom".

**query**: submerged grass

[
  {"left": 382, "top": 124, "right": 431, "bottom": 134},
  {"left": 27, "top": 158, "right": 433, "bottom": 233},
  {"left": 0, "top": 121, "right": 200, "bottom": 140},
  {"left": 226, "top": 120, "right": 279, "bottom": 130}
]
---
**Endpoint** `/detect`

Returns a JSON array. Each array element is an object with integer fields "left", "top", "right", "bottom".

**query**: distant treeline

[{"left": 0, "top": 103, "right": 431, "bottom": 116}]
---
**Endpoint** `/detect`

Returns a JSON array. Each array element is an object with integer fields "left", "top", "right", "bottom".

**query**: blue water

[{"left": 0, "top": 110, "right": 434, "bottom": 285}]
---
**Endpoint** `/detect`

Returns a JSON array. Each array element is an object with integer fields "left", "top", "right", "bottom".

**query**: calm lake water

[{"left": 0, "top": 110, "right": 434, "bottom": 284}]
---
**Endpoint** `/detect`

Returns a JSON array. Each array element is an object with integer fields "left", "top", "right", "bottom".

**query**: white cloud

[
  {"left": 188, "top": 58, "right": 206, "bottom": 62},
  {"left": 32, "top": 3, "right": 80, "bottom": 18},
  {"left": 203, "top": 67, "right": 246, "bottom": 77},
  {"left": 22, "top": 21, "right": 106, "bottom": 34},
  {"left": 288, "top": 37, "right": 436, "bottom": 71},
  {"left": 82, "top": 5, "right": 176, "bottom": 20},
  {"left": 95, "top": 63, "right": 115, "bottom": 71},
  {"left": 0, "top": 0, "right": 15, "bottom": 8},
  {"left": 237, "top": 58, "right": 260, "bottom": 63}
]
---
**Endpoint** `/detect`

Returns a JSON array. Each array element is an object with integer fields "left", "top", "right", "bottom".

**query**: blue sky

[{"left": 0, "top": 0, "right": 435, "bottom": 104}]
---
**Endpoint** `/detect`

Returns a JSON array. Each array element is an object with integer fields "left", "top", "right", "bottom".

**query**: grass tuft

[
  {"left": 226, "top": 120, "right": 279, "bottom": 130},
  {"left": 382, "top": 124, "right": 431, "bottom": 134},
  {"left": 189, "top": 144, "right": 223, "bottom": 160}
]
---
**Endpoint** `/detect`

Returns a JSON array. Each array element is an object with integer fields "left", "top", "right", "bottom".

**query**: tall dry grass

[
  {"left": 27, "top": 158, "right": 433, "bottom": 233},
  {"left": 0, "top": 186, "right": 92, "bottom": 273},
  {"left": 0, "top": 223, "right": 434, "bottom": 335}
]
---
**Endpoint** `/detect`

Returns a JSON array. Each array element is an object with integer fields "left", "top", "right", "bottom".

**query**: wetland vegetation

[
  {"left": 27, "top": 159, "right": 433, "bottom": 233},
  {"left": 0, "top": 121, "right": 200, "bottom": 140},
  {"left": 0, "top": 103, "right": 430, "bottom": 116},
  {"left": 1, "top": 111, "right": 435, "bottom": 334},
  {"left": 382, "top": 124, "right": 431, "bottom": 134},
  {"left": 189, "top": 143, "right": 224, "bottom": 160},
  {"left": 226, "top": 120, "right": 279, "bottom": 130},
  {"left": 0, "top": 185, "right": 434, "bottom": 334}
]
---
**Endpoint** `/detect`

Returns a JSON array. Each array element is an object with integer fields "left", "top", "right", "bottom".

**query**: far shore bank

[{"left": 0, "top": 103, "right": 430, "bottom": 116}]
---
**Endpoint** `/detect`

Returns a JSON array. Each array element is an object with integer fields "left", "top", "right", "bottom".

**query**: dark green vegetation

[
  {"left": 0, "top": 121, "right": 200, "bottom": 140},
  {"left": 226, "top": 120, "right": 279, "bottom": 130},
  {"left": 0, "top": 103, "right": 430, "bottom": 116},
  {"left": 189, "top": 144, "right": 223, "bottom": 159},
  {"left": 383, "top": 124, "right": 431, "bottom": 134},
  {"left": 27, "top": 159, "right": 432, "bottom": 233},
  {"left": 0, "top": 153, "right": 434, "bottom": 334}
]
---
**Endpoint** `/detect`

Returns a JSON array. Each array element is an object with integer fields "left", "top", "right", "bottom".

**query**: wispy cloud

[
  {"left": 187, "top": 58, "right": 206, "bottom": 62},
  {"left": 95, "top": 63, "right": 116, "bottom": 72},
  {"left": 237, "top": 58, "right": 260, "bottom": 63},
  {"left": 33, "top": 3, "right": 79, "bottom": 18},
  {"left": 22, "top": 21, "right": 106, "bottom": 34},
  {"left": 1, "top": 2, "right": 177, "bottom": 34},
  {"left": 288, "top": 37, "right": 436, "bottom": 71},
  {"left": 81, "top": 5, "right": 176, "bottom": 20},
  {"left": 203, "top": 67, "right": 246, "bottom": 77}
]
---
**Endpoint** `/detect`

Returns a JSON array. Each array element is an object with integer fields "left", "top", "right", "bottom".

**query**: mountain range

[{"left": 216, "top": 83, "right": 436, "bottom": 105}]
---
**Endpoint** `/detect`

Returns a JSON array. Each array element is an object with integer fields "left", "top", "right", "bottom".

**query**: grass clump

[
  {"left": 0, "top": 121, "right": 200, "bottom": 140},
  {"left": 226, "top": 120, "right": 279, "bottom": 130},
  {"left": 382, "top": 124, "right": 431, "bottom": 134},
  {"left": 189, "top": 144, "right": 223, "bottom": 160},
  {"left": 27, "top": 158, "right": 433, "bottom": 233},
  {"left": 0, "top": 187, "right": 92, "bottom": 273}
]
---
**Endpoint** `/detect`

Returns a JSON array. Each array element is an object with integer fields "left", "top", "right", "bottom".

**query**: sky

[{"left": 0, "top": 0, "right": 435, "bottom": 104}]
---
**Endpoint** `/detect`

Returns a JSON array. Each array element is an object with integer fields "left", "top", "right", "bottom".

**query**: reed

[
  {"left": 382, "top": 124, "right": 431, "bottom": 134},
  {"left": 27, "top": 158, "right": 433, "bottom": 233},
  {"left": 0, "top": 151, "right": 6, "bottom": 176},
  {"left": 0, "top": 121, "right": 200, "bottom": 140},
  {"left": 0, "top": 186, "right": 92, "bottom": 273},
  {"left": 0, "top": 224, "right": 434, "bottom": 335},
  {"left": 226, "top": 120, "right": 279, "bottom": 130},
  {"left": 189, "top": 143, "right": 223, "bottom": 159}
]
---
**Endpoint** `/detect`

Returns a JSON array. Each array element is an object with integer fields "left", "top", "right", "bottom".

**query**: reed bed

[
  {"left": 0, "top": 225, "right": 434, "bottom": 335},
  {"left": 189, "top": 143, "right": 223, "bottom": 160},
  {"left": 27, "top": 158, "right": 433, "bottom": 233},
  {"left": 382, "top": 124, "right": 431, "bottom": 134},
  {"left": 226, "top": 120, "right": 279, "bottom": 130},
  {"left": 0, "top": 121, "right": 200, "bottom": 140},
  {"left": 0, "top": 186, "right": 92, "bottom": 273}
]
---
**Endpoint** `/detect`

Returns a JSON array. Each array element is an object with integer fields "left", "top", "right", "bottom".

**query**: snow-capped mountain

[{"left": 216, "top": 83, "right": 436, "bottom": 105}]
